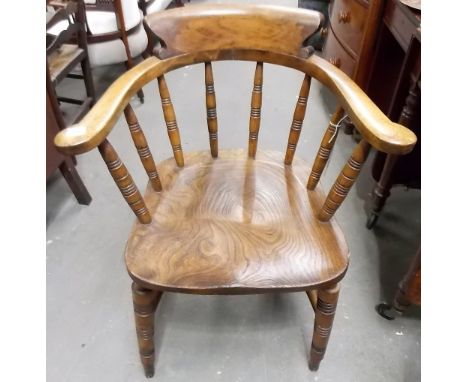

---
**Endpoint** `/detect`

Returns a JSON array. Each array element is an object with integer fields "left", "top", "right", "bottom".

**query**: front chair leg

[
  {"left": 132, "top": 282, "right": 162, "bottom": 378},
  {"left": 309, "top": 284, "right": 340, "bottom": 371}
]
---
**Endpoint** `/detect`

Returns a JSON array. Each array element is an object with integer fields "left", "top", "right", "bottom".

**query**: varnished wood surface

[
  {"left": 125, "top": 150, "right": 349, "bottom": 294},
  {"left": 204, "top": 62, "right": 218, "bottom": 158},
  {"left": 48, "top": 44, "right": 85, "bottom": 85},
  {"left": 248, "top": 62, "right": 263, "bottom": 158},
  {"left": 319, "top": 139, "right": 371, "bottom": 221},
  {"left": 308, "top": 107, "right": 345, "bottom": 190},
  {"left": 54, "top": 52, "right": 416, "bottom": 156},
  {"left": 329, "top": 0, "right": 368, "bottom": 58},
  {"left": 145, "top": 4, "right": 323, "bottom": 58},
  {"left": 98, "top": 139, "right": 151, "bottom": 224},
  {"left": 284, "top": 74, "right": 311, "bottom": 165},
  {"left": 322, "top": 28, "right": 356, "bottom": 77},
  {"left": 157, "top": 75, "right": 184, "bottom": 167}
]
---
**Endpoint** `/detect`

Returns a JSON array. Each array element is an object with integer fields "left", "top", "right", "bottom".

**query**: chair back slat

[
  {"left": 123, "top": 105, "right": 162, "bottom": 191},
  {"left": 284, "top": 74, "right": 311, "bottom": 165},
  {"left": 318, "top": 139, "right": 371, "bottom": 221},
  {"left": 307, "top": 107, "right": 345, "bottom": 190},
  {"left": 157, "top": 75, "right": 184, "bottom": 167},
  {"left": 204, "top": 62, "right": 218, "bottom": 158},
  {"left": 98, "top": 139, "right": 151, "bottom": 224},
  {"left": 248, "top": 62, "right": 263, "bottom": 158}
]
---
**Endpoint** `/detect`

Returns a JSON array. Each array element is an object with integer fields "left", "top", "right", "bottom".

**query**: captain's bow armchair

[{"left": 54, "top": 4, "right": 416, "bottom": 378}]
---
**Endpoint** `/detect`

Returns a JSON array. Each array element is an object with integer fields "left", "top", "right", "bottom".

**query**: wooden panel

[
  {"left": 329, "top": 0, "right": 368, "bottom": 58},
  {"left": 125, "top": 149, "right": 349, "bottom": 293},
  {"left": 384, "top": 0, "right": 420, "bottom": 51},
  {"left": 145, "top": 3, "right": 323, "bottom": 58},
  {"left": 322, "top": 29, "right": 356, "bottom": 77}
]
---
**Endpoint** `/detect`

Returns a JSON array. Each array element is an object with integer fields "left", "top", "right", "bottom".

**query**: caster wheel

[
  {"left": 376, "top": 303, "right": 396, "bottom": 320},
  {"left": 366, "top": 213, "right": 378, "bottom": 229}
]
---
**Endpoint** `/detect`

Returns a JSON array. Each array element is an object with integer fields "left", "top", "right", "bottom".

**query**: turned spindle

[
  {"left": 205, "top": 62, "right": 218, "bottom": 158},
  {"left": 157, "top": 75, "right": 184, "bottom": 167},
  {"left": 307, "top": 107, "right": 345, "bottom": 190},
  {"left": 98, "top": 139, "right": 151, "bottom": 224},
  {"left": 285, "top": 74, "right": 311, "bottom": 165},
  {"left": 318, "top": 139, "right": 371, "bottom": 221},
  {"left": 248, "top": 62, "right": 263, "bottom": 158},
  {"left": 124, "top": 104, "right": 162, "bottom": 191}
]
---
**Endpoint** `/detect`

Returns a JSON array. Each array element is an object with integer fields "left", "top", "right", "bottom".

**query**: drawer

[
  {"left": 330, "top": 0, "right": 369, "bottom": 57},
  {"left": 323, "top": 28, "right": 356, "bottom": 77}
]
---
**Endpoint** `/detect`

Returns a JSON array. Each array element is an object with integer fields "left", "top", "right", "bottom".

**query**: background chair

[
  {"left": 138, "top": 0, "right": 173, "bottom": 16},
  {"left": 47, "top": 62, "right": 92, "bottom": 205},
  {"left": 46, "top": 0, "right": 96, "bottom": 125},
  {"left": 54, "top": 4, "right": 416, "bottom": 378}
]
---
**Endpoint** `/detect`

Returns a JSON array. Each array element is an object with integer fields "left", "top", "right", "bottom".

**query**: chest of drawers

[{"left": 323, "top": 0, "right": 383, "bottom": 86}]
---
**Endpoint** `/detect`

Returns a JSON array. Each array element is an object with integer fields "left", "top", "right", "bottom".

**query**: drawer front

[
  {"left": 330, "top": 0, "right": 369, "bottom": 57},
  {"left": 323, "top": 28, "right": 356, "bottom": 77}
]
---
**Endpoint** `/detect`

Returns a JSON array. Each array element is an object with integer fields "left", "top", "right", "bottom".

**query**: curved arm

[
  {"left": 308, "top": 55, "right": 416, "bottom": 154},
  {"left": 54, "top": 51, "right": 416, "bottom": 156},
  {"left": 54, "top": 57, "right": 163, "bottom": 155}
]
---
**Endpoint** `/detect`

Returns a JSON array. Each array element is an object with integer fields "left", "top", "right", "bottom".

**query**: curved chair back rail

[{"left": 54, "top": 4, "right": 416, "bottom": 224}]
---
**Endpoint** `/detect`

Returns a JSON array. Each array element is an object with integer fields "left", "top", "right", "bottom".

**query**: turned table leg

[
  {"left": 309, "top": 284, "right": 340, "bottom": 371},
  {"left": 132, "top": 282, "right": 163, "bottom": 378},
  {"left": 367, "top": 75, "right": 420, "bottom": 229},
  {"left": 377, "top": 248, "right": 421, "bottom": 320},
  {"left": 367, "top": 153, "right": 398, "bottom": 229}
]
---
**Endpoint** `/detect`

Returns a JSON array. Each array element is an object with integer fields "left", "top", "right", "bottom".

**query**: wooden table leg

[
  {"left": 377, "top": 248, "right": 421, "bottom": 320},
  {"left": 366, "top": 75, "right": 420, "bottom": 229},
  {"left": 59, "top": 157, "right": 92, "bottom": 205},
  {"left": 366, "top": 153, "right": 399, "bottom": 229}
]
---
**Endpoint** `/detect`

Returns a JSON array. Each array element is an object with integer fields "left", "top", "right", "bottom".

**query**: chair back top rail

[{"left": 145, "top": 4, "right": 324, "bottom": 59}]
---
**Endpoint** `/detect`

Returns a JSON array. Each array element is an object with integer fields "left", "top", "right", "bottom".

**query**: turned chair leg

[
  {"left": 132, "top": 282, "right": 163, "bottom": 378},
  {"left": 309, "top": 284, "right": 340, "bottom": 371}
]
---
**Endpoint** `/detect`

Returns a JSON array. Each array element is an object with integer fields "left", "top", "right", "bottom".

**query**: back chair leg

[
  {"left": 132, "top": 282, "right": 163, "bottom": 378},
  {"left": 309, "top": 284, "right": 340, "bottom": 371}
]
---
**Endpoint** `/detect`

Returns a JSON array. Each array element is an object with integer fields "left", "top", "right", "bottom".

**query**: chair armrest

[
  {"left": 54, "top": 57, "right": 161, "bottom": 155},
  {"left": 310, "top": 55, "right": 417, "bottom": 155}
]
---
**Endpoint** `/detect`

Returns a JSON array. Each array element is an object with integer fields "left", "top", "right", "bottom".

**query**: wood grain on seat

[{"left": 125, "top": 150, "right": 349, "bottom": 294}]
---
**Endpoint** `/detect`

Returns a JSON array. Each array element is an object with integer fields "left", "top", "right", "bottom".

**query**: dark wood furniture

[
  {"left": 322, "top": 0, "right": 384, "bottom": 91},
  {"left": 46, "top": 0, "right": 96, "bottom": 126},
  {"left": 54, "top": 4, "right": 416, "bottom": 377},
  {"left": 377, "top": 247, "right": 420, "bottom": 319},
  {"left": 47, "top": 64, "right": 91, "bottom": 205},
  {"left": 365, "top": 0, "right": 421, "bottom": 229}
]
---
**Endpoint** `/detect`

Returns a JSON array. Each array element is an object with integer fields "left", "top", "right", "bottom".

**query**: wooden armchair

[{"left": 54, "top": 4, "right": 416, "bottom": 378}]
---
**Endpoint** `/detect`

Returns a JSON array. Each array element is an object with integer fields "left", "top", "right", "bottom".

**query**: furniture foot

[
  {"left": 58, "top": 158, "right": 92, "bottom": 205},
  {"left": 376, "top": 302, "right": 397, "bottom": 320},
  {"left": 137, "top": 88, "right": 145, "bottom": 104},
  {"left": 132, "top": 282, "right": 162, "bottom": 378},
  {"left": 309, "top": 284, "right": 340, "bottom": 371},
  {"left": 366, "top": 212, "right": 379, "bottom": 229},
  {"left": 367, "top": 154, "right": 398, "bottom": 229}
]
